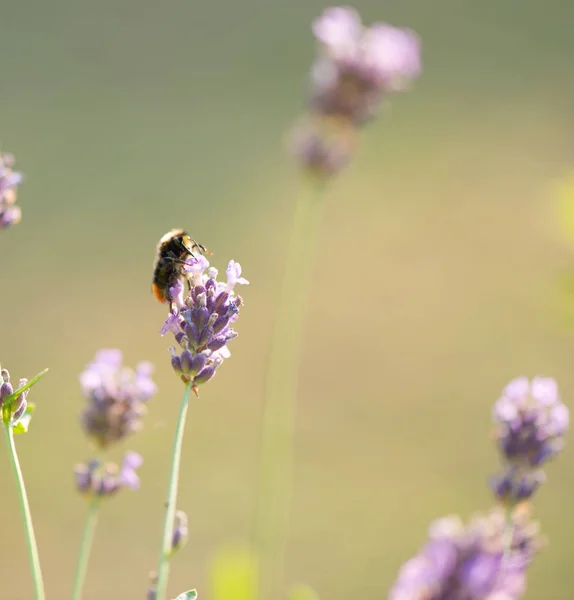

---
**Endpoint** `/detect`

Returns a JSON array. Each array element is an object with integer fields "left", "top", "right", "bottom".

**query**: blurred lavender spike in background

[
  {"left": 0, "top": 152, "right": 23, "bottom": 230},
  {"left": 290, "top": 5, "right": 421, "bottom": 178},
  {"left": 74, "top": 452, "right": 143, "bottom": 499},
  {"left": 79, "top": 349, "right": 157, "bottom": 448},
  {"left": 389, "top": 507, "right": 543, "bottom": 600},
  {"left": 491, "top": 376, "right": 569, "bottom": 505}
]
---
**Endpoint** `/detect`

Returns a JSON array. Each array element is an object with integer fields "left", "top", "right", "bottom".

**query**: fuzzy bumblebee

[{"left": 152, "top": 229, "right": 208, "bottom": 309}]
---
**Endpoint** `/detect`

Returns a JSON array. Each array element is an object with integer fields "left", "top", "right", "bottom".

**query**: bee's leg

[{"left": 166, "top": 257, "right": 193, "bottom": 266}]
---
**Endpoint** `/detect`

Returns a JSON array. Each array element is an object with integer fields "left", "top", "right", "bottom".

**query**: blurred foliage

[
  {"left": 210, "top": 548, "right": 257, "bottom": 600},
  {"left": 288, "top": 585, "right": 320, "bottom": 600}
]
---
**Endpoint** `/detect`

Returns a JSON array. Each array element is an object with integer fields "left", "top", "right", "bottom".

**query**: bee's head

[
  {"left": 159, "top": 229, "right": 193, "bottom": 256},
  {"left": 176, "top": 233, "right": 194, "bottom": 255}
]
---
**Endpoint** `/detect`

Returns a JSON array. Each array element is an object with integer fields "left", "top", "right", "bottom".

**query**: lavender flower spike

[
  {"left": 0, "top": 152, "right": 24, "bottom": 230},
  {"left": 389, "top": 507, "right": 542, "bottom": 600},
  {"left": 79, "top": 349, "right": 157, "bottom": 448},
  {"left": 161, "top": 256, "right": 248, "bottom": 394},
  {"left": 74, "top": 452, "right": 143, "bottom": 499},
  {"left": 490, "top": 376, "right": 569, "bottom": 505},
  {"left": 291, "top": 6, "right": 421, "bottom": 178}
]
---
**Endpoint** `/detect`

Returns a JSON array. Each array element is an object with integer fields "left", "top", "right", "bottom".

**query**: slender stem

[
  {"left": 154, "top": 381, "right": 193, "bottom": 600},
  {"left": 3, "top": 423, "right": 46, "bottom": 600},
  {"left": 71, "top": 497, "right": 100, "bottom": 600},
  {"left": 501, "top": 505, "right": 515, "bottom": 566},
  {"left": 253, "top": 178, "right": 325, "bottom": 600}
]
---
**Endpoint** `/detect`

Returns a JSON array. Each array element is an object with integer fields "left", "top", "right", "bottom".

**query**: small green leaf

[
  {"left": 173, "top": 591, "right": 197, "bottom": 600},
  {"left": 13, "top": 403, "right": 36, "bottom": 434},
  {"left": 4, "top": 368, "right": 49, "bottom": 409},
  {"left": 288, "top": 585, "right": 320, "bottom": 600},
  {"left": 210, "top": 547, "right": 257, "bottom": 600}
]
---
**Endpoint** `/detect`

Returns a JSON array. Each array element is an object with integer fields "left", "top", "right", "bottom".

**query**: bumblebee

[{"left": 152, "top": 229, "right": 208, "bottom": 308}]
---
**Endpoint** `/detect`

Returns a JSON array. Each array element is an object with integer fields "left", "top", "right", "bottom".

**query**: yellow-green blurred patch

[
  {"left": 288, "top": 584, "right": 320, "bottom": 600},
  {"left": 210, "top": 547, "right": 258, "bottom": 600}
]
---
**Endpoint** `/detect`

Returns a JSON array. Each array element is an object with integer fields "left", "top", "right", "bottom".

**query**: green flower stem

[
  {"left": 155, "top": 381, "right": 193, "bottom": 600},
  {"left": 3, "top": 421, "right": 45, "bottom": 600},
  {"left": 254, "top": 178, "right": 326, "bottom": 600},
  {"left": 501, "top": 505, "right": 515, "bottom": 565},
  {"left": 71, "top": 497, "right": 100, "bottom": 600}
]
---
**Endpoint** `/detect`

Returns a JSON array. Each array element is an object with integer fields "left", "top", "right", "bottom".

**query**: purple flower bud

[
  {"left": 290, "top": 116, "right": 356, "bottom": 179},
  {"left": 212, "top": 314, "right": 231, "bottom": 334},
  {"left": 198, "top": 325, "right": 214, "bottom": 348},
  {"left": 74, "top": 464, "right": 94, "bottom": 494},
  {"left": 96, "top": 473, "right": 120, "bottom": 497},
  {"left": 184, "top": 323, "right": 200, "bottom": 347},
  {"left": 194, "top": 366, "right": 216, "bottom": 386},
  {"left": 120, "top": 451, "right": 143, "bottom": 490},
  {"left": 207, "top": 337, "right": 227, "bottom": 352},
  {"left": 191, "top": 284, "right": 206, "bottom": 301},
  {"left": 171, "top": 510, "right": 188, "bottom": 554},
  {"left": 12, "top": 395, "right": 27, "bottom": 422},
  {"left": 490, "top": 468, "right": 546, "bottom": 504},
  {"left": 206, "top": 294, "right": 216, "bottom": 313},
  {"left": 171, "top": 355, "right": 183, "bottom": 375},
  {"left": 215, "top": 291, "right": 229, "bottom": 311},
  {"left": 191, "top": 306, "right": 210, "bottom": 330},
  {"left": 189, "top": 354, "right": 207, "bottom": 377},
  {"left": 0, "top": 382, "right": 13, "bottom": 400},
  {"left": 174, "top": 331, "right": 187, "bottom": 347},
  {"left": 180, "top": 350, "right": 194, "bottom": 375}
]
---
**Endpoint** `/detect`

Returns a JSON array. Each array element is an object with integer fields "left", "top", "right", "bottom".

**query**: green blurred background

[{"left": 2, "top": 0, "right": 574, "bottom": 598}]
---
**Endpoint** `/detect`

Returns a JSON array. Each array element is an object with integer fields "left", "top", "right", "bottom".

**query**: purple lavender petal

[{"left": 312, "top": 6, "right": 362, "bottom": 52}]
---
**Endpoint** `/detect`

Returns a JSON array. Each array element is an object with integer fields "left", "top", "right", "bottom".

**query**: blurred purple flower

[
  {"left": 291, "top": 6, "right": 421, "bottom": 179},
  {"left": 490, "top": 376, "right": 569, "bottom": 504},
  {"left": 310, "top": 6, "right": 421, "bottom": 124},
  {"left": 161, "top": 256, "right": 248, "bottom": 393},
  {"left": 120, "top": 450, "right": 144, "bottom": 489},
  {"left": 74, "top": 451, "right": 143, "bottom": 499},
  {"left": 289, "top": 116, "right": 356, "bottom": 179},
  {"left": 389, "top": 508, "right": 542, "bottom": 600},
  {"left": 0, "top": 153, "right": 23, "bottom": 230},
  {"left": 79, "top": 349, "right": 157, "bottom": 448}
]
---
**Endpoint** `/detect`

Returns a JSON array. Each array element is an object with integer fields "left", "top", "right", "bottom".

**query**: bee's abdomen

[
  {"left": 151, "top": 281, "right": 168, "bottom": 303},
  {"left": 152, "top": 258, "right": 181, "bottom": 304}
]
